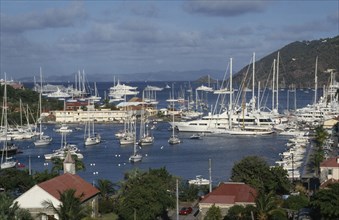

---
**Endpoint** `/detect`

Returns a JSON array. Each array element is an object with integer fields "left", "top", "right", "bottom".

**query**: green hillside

[{"left": 234, "top": 35, "right": 339, "bottom": 88}]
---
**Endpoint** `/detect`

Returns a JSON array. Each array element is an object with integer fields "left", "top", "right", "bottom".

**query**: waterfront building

[{"left": 52, "top": 109, "right": 128, "bottom": 123}]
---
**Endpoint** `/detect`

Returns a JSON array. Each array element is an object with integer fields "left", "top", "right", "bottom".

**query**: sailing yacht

[
  {"left": 168, "top": 88, "right": 181, "bottom": 145},
  {"left": 85, "top": 121, "right": 101, "bottom": 146},
  {"left": 34, "top": 69, "right": 52, "bottom": 146},
  {"left": 138, "top": 101, "right": 154, "bottom": 146},
  {"left": 129, "top": 118, "right": 142, "bottom": 163},
  {"left": 87, "top": 82, "right": 101, "bottom": 103},
  {"left": 44, "top": 133, "right": 83, "bottom": 160},
  {"left": 1, "top": 76, "right": 17, "bottom": 169},
  {"left": 84, "top": 114, "right": 101, "bottom": 146},
  {"left": 138, "top": 122, "right": 154, "bottom": 146},
  {"left": 119, "top": 115, "right": 135, "bottom": 145},
  {"left": 168, "top": 111, "right": 181, "bottom": 145}
]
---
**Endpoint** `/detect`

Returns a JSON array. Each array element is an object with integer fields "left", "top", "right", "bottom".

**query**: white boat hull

[
  {"left": 1, "top": 160, "right": 17, "bottom": 169},
  {"left": 129, "top": 154, "right": 142, "bottom": 163}
]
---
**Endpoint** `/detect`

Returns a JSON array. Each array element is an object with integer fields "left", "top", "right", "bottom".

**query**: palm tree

[
  {"left": 96, "top": 179, "right": 116, "bottom": 200},
  {"left": 0, "top": 193, "right": 33, "bottom": 220},
  {"left": 255, "top": 191, "right": 286, "bottom": 220},
  {"left": 41, "top": 188, "right": 89, "bottom": 220}
]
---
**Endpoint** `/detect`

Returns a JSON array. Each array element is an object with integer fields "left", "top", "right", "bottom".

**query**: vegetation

[
  {"left": 0, "top": 193, "right": 33, "bottom": 220},
  {"left": 283, "top": 194, "right": 309, "bottom": 211},
  {"left": 179, "top": 180, "right": 206, "bottom": 202},
  {"left": 204, "top": 204, "right": 222, "bottom": 220},
  {"left": 95, "top": 179, "right": 116, "bottom": 214},
  {"left": 255, "top": 191, "right": 286, "bottom": 220},
  {"left": 310, "top": 183, "right": 339, "bottom": 219},
  {"left": 115, "top": 167, "right": 176, "bottom": 219},
  {"left": 310, "top": 125, "right": 329, "bottom": 176},
  {"left": 230, "top": 155, "right": 291, "bottom": 194},
  {"left": 0, "top": 169, "right": 35, "bottom": 194},
  {"left": 40, "top": 189, "right": 89, "bottom": 220},
  {"left": 224, "top": 205, "right": 255, "bottom": 220},
  {"left": 234, "top": 35, "right": 339, "bottom": 88},
  {"left": 0, "top": 84, "right": 63, "bottom": 124}
]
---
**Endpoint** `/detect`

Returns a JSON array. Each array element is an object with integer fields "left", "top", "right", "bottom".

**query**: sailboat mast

[
  {"left": 276, "top": 51, "right": 280, "bottom": 111},
  {"left": 20, "top": 99, "right": 23, "bottom": 127},
  {"left": 229, "top": 58, "right": 233, "bottom": 129},
  {"left": 272, "top": 59, "right": 276, "bottom": 110},
  {"left": 2, "top": 74, "right": 8, "bottom": 162},
  {"left": 257, "top": 81, "right": 260, "bottom": 111},
  {"left": 252, "top": 52, "right": 255, "bottom": 111},
  {"left": 39, "top": 67, "right": 43, "bottom": 139},
  {"left": 314, "top": 56, "right": 318, "bottom": 105}
]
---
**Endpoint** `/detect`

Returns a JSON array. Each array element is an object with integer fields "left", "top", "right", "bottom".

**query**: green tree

[
  {"left": 230, "top": 156, "right": 291, "bottom": 194},
  {"left": 314, "top": 125, "right": 329, "bottom": 147},
  {"left": 204, "top": 204, "right": 223, "bottom": 220},
  {"left": 96, "top": 179, "right": 116, "bottom": 214},
  {"left": 283, "top": 194, "right": 309, "bottom": 211},
  {"left": 255, "top": 191, "right": 286, "bottom": 220},
  {"left": 41, "top": 188, "right": 89, "bottom": 220},
  {"left": 0, "top": 169, "right": 34, "bottom": 194},
  {"left": 310, "top": 183, "right": 339, "bottom": 219},
  {"left": 231, "top": 156, "right": 270, "bottom": 191},
  {"left": 179, "top": 181, "right": 201, "bottom": 202},
  {"left": 32, "top": 169, "right": 58, "bottom": 183},
  {"left": 0, "top": 193, "right": 33, "bottom": 220},
  {"left": 267, "top": 166, "right": 291, "bottom": 195},
  {"left": 223, "top": 204, "right": 255, "bottom": 220},
  {"left": 96, "top": 179, "right": 116, "bottom": 200},
  {"left": 115, "top": 167, "right": 175, "bottom": 220}
]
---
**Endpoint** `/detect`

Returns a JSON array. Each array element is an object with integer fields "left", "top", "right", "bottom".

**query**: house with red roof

[
  {"left": 320, "top": 156, "right": 339, "bottom": 185},
  {"left": 199, "top": 182, "right": 257, "bottom": 218},
  {"left": 13, "top": 151, "right": 100, "bottom": 219}
]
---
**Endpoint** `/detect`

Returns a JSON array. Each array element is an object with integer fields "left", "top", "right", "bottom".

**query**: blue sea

[{"left": 15, "top": 81, "right": 320, "bottom": 185}]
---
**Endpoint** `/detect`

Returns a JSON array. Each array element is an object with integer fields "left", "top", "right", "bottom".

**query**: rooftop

[
  {"left": 38, "top": 173, "right": 100, "bottom": 202},
  {"left": 200, "top": 182, "right": 256, "bottom": 204}
]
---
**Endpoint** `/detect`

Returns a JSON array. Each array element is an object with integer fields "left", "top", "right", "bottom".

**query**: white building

[
  {"left": 52, "top": 109, "right": 128, "bottom": 123},
  {"left": 13, "top": 151, "right": 100, "bottom": 219},
  {"left": 320, "top": 156, "right": 339, "bottom": 184}
]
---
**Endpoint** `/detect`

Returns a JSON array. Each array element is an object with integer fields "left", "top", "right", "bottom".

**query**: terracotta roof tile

[
  {"left": 200, "top": 182, "right": 256, "bottom": 204},
  {"left": 320, "top": 178, "right": 339, "bottom": 188},
  {"left": 38, "top": 173, "right": 99, "bottom": 202},
  {"left": 320, "top": 157, "right": 339, "bottom": 168}
]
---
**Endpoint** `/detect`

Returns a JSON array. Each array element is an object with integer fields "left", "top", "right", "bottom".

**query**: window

[{"left": 328, "top": 169, "right": 333, "bottom": 175}]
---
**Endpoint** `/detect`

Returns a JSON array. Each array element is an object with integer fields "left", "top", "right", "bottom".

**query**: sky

[{"left": 0, "top": 0, "right": 338, "bottom": 80}]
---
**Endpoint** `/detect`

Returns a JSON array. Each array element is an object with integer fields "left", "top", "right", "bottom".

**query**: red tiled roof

[
  {"left": 320, "top": 157, "right": 339, "bottom": 168},
  {"left": 320, "top": 178, "right": 339, "bottom": 188},
  {"left": 38, "top": 173, "right": 100, "bottom": 202},
  {"left": 200, "top": 182, "right": 256, "bottom": 204}
]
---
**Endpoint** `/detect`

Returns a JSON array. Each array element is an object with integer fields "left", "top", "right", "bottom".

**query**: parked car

[{"left": 179, "top": 207, "right": 193, "bottom": 215}]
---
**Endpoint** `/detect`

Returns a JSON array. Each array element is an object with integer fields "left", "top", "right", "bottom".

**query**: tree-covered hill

[
  {"left": 233, "top": 35, "right": 339, "bottom": 88},
  {"left": 0, "top": 85, "right": 63, "bottom": 125}
]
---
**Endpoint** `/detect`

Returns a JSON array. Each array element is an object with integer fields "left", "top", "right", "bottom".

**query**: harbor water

[{"left": 14, "top": 81, "right": 320, "bottom": 185}]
